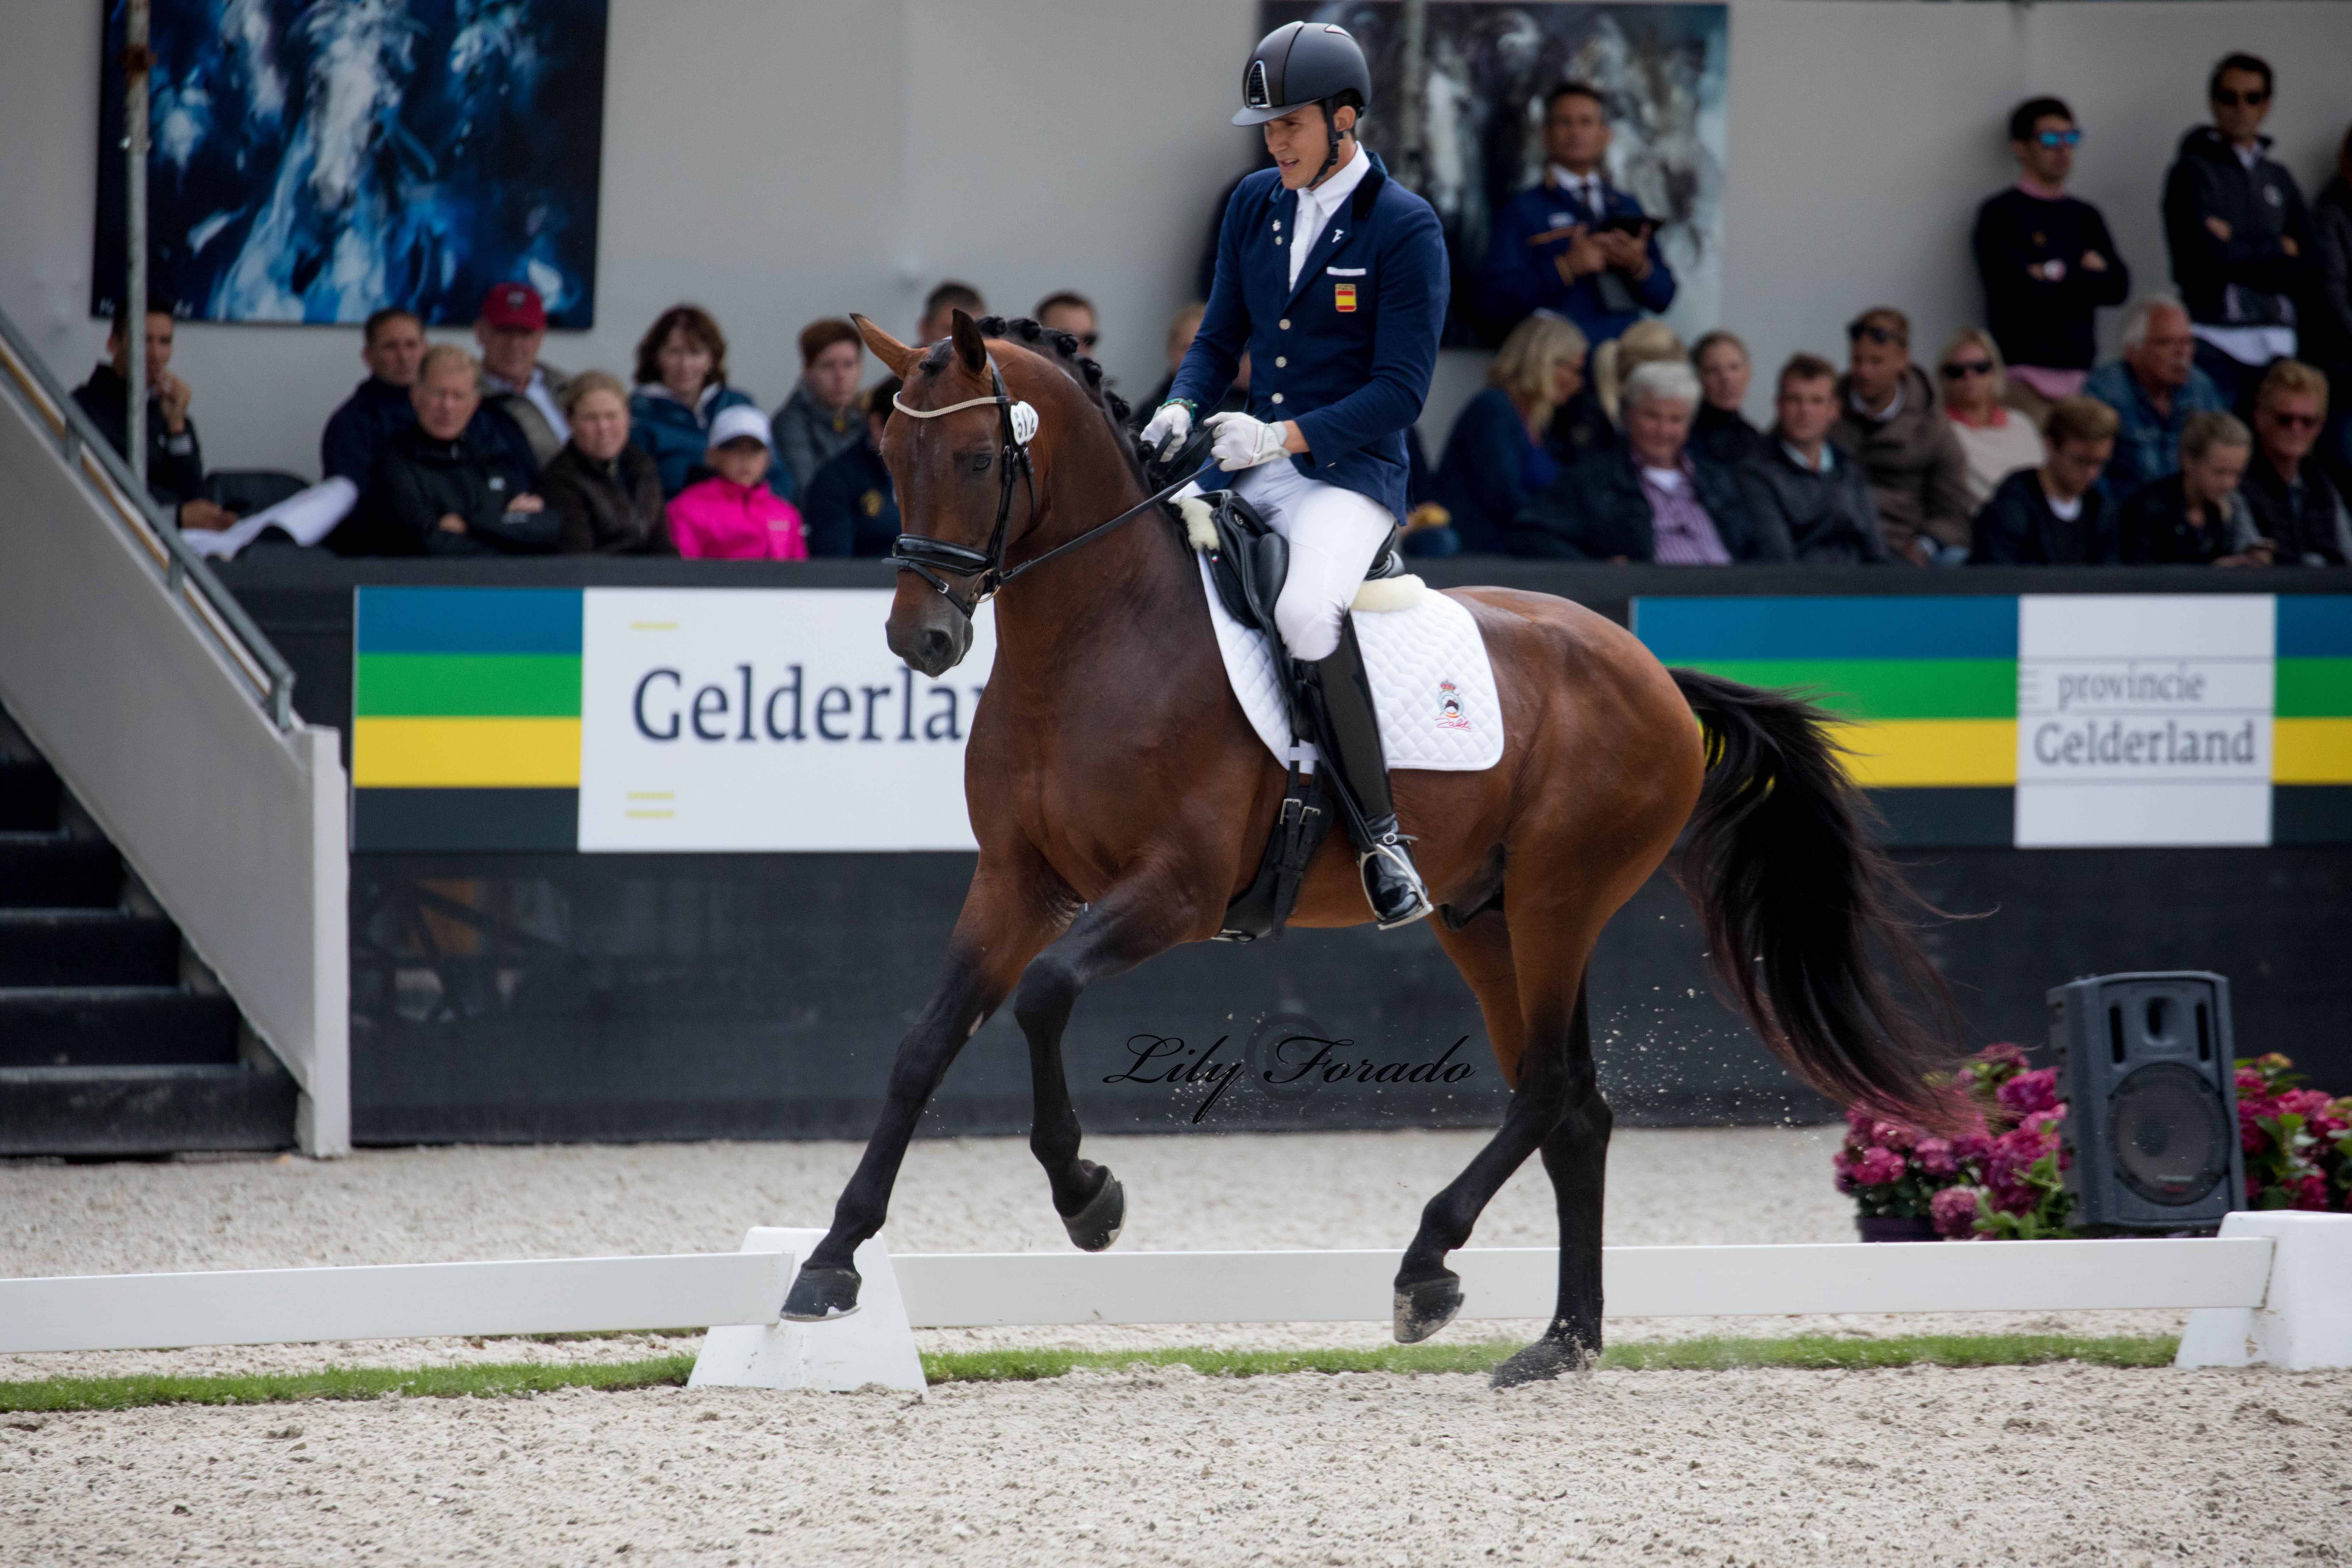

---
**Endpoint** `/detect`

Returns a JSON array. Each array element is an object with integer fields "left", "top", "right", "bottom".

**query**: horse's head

[{"left": 854, "top": 309, "right": 1046, "bottom": 678}]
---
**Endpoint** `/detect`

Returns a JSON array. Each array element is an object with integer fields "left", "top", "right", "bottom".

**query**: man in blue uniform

[
  {"left": 1476, "top": 82, "right": 1675, "bottom": 350},
  {"left": 1138, "top": 20, "right": 1448, "bottom": 929}
]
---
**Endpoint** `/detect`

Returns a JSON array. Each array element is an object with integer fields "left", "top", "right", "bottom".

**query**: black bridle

[{"left": 889, "top": 357, "right": 1203, "bottom": 622}]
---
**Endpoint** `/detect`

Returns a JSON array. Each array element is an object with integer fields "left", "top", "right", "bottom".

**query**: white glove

[
  {"left": 1138, "top": 401, "right": 1193, "bottom": 461},
  {"left": 1206, "top": 411, "right": 1290, "bottom": 471}
]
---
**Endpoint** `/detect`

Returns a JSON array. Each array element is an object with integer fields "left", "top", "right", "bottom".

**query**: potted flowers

[
  {"left": 2235, "top": 1054, "right": 2352, "bottom": 1211},
  {"left": 1834, "top": 1044, "right": 2072, "bottom": 1240}
]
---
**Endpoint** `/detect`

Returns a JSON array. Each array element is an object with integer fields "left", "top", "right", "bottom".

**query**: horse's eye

[{"left": 971, "top": 453, "right": 993, "bottom": 473}]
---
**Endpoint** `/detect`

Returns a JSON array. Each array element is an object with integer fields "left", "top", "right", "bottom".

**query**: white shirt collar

[
  {"left": 1851, "top": 383, "right": 1903, "bottom": 422},
  {"left": 1298, "top": 144, "right": 1372, "bottom": 220},
  {"left": 1782, "top": 440, "right": 1834, "bottom": 475},
  {"left": 1548, "top": 164, "right": 1606, "bottom": 204}
]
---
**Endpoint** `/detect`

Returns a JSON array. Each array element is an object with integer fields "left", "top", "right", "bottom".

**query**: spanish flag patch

[{"left": 1334, "top": 282, "right": 1357, "bottom": 313}]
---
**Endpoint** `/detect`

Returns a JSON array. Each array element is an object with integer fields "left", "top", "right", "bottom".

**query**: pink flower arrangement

[
  {"left": 2235, "top": 1055, "right": 2352, "bottom": 1213},
  {"left": 1834, "top": 1043, "right": 2072, "bottom": 1239}
]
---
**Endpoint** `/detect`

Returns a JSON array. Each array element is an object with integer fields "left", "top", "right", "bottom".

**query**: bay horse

[{"left": 784, "top": 310, "right": 1951, "bottom": 1386}]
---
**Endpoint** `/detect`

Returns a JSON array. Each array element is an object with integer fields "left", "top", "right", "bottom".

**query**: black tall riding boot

[{"left": 1308, "top": 615, "right": 1434, "bottom": 930}]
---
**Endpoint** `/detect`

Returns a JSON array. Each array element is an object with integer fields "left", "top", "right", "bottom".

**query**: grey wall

[{"left": 4, "top": 1, "right": 2350, "bottom": 480}]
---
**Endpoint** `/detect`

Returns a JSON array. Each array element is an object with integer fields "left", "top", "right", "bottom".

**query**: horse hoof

[
  {"left": 1392, "top": 1272, "right": 1463, "bottom": 1344},
  {"left": 1061, "top": 1167, "right": 1126, "bottom": 1252},
  {"left": 1490, "top": 1337, "right": 1592, "bottom": 1389},
  {"left": 780, "top": 1264, "right": 863, "bottom": 1323}
]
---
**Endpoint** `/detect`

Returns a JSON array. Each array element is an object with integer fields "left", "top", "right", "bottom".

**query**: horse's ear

[
  {"left": 850, "top": 313, "right": 917, "bottom": 378},
  {"left": 950, "top": 309, "right": 989, "bottom": 375}
]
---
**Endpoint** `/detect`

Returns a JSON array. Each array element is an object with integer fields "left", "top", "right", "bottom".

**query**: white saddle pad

[{"left": 1196, "top": 555, "right": 1505, "bottom": 772}]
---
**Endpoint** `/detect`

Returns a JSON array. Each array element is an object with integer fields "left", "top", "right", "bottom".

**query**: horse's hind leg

[
  {"left": 782, "top": 858, "right": 1066, "bottom": 1321},
  {"left": 1393, "top": 910, "right": 1545, "bottom": 1340},
  {"left": 1490, "top": 991, "right": 1612, "bottom": 1388},
  {"left": 1014, "top": 874, "right": 1217, "bottom": 1251}
]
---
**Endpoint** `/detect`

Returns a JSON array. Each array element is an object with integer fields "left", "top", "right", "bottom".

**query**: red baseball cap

[{"left": 479, "top": 282, "right": 547, "bottom": 331}]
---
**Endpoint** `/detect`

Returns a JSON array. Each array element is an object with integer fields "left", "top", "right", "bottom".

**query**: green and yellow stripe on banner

[
  {"left": 351, "top": 588, "right": 584, "bottom": 851},
  {"left": 2275, "top": 597, "right": 2352, "bottom": 841},
  {"left": 1633, "top": 595, "right": 2019, "bottom": 844}
]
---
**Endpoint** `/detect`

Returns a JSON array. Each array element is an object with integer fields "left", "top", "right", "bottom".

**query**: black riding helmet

[{"left": 1234, "top": 21, "right": 1373, "bottom": 186}]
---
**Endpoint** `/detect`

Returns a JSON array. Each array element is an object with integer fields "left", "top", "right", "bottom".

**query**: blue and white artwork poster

[{"left": 93, "top": 0, "right": 608, "bottom": 328}]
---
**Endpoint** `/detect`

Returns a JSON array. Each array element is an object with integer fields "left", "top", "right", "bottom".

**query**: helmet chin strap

[{"left": 1309, "top": 100, "right": 1349, "bottom": 189}]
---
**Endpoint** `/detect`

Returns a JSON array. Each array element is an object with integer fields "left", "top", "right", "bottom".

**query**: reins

[{"left": 889, "top": 356, "right": 1196, "bottom": 621}]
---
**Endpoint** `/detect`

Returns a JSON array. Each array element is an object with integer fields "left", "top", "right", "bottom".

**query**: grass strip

[{"left": 0, "top": 1334, "right": 2179, "bottom": 1414}]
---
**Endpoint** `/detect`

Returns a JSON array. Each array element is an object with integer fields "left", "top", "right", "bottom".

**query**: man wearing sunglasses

[
  {"left": 1972, "top": 97, "right": 2129, "bottom": 417},
  {"left": 2162, "top": 52, "right": 2314, "bottom": 410},
  {"left": 1036, "top": 291, "right": 1102, "bottom": 357},
  {"left": 2240, "top": 360, "right": 2350, "bottom": 565}
]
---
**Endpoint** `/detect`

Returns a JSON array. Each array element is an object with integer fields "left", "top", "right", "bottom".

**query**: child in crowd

[{"left": 664, "top": 406, "right": 808, "bottom": 559}]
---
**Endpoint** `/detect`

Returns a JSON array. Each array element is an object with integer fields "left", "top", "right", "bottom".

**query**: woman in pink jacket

[{"left": 664, "top": 405, "right": 809, "bottom": 559}]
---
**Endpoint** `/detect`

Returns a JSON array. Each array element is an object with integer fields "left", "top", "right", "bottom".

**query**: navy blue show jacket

[{"left": 1168, "top": 152, "right": 1448, "bottom": 524}]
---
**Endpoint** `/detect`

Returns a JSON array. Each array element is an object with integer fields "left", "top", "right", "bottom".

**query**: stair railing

[{"left": 0, "top": 303, "right": 297, "bottom": 732}]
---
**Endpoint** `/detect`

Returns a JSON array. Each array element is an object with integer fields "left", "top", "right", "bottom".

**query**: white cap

[{"left": 708, "top": 404, "right": 774, "bottom": 452}]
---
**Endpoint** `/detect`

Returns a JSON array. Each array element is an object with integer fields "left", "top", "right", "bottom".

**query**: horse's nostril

[{"left": 920, "top": 628, "right": 951, "bottom": 662}]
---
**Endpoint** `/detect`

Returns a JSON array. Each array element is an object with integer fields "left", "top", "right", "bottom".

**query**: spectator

[
  {"left": 2309, "top": 126, "right": 2352, "bottom": 489},
  {"left": 2162, "top": 53, "right": 2312, "bottom": 409},
  {"left": 664, "top": 406, "right": 808, "bottom": 560},
  {"left": 70, "top": 301, "right": 235, "bottom": 531},
  {"left": 1971, "top": 96, "right": 2129, "bottom": 416},
  {"left": 1690, "top": 330, "right": 1761, "bottom": 468},
  {"left": 1035, "top": 291, "right": 1099, "bottom": 354},
  {"left": 1937, "top": 327, "right": 2046, "bottom": 511},
  {"left": 628, "top": 304, "right": 788, "bottom": 501},
  {"left": 2118, "top": 411, "right": 2268, "bottom": 566},
  {"left": 770, "top": 318, "right": 866, "bottom": 496},
  {"left": 1592, "top": 319, "right": 1686, "bottom": 428},
  {"left": 2084, "top": 294, "right": 2230, "bottom": 498},
  {"left": 340, "top": 345, "right": 551, "bottom": 556},
  {"left": 1475, "top": 82, "right": 1675, "bottom": 349},
  {"left": 1968, "top": 397, "right": 2120, "bottom": 564},
  {"left": 1133, "top": 302, "right": 1252, "bottom": 428},
  {"left": 1736, "top": 352, "right": 1890, "bottom": 565},
  {"left": 474, "top": 283, "right": 571, "bottom": 471},
  {"left": 916, "top": 282, "right": 986, "bottom": 346},
  {"left": 1830, "top": 307, "right": 1973, "bottom": 565},
  {"left": 1509, "top": 360, "right": 1768, "bottom": 562},
  {"left": 2240, "top": 360, "right": 2351, "bottom": 565},
  {"left": 805, "top": 378, "right": 903, "bottom": 558},
  {"left": 1432, "top": 313, "right": 1588, "bottom": 554},
  {"left": 321, "top": 306, "right": 535, "bottom": 489},
  {"left": 537, "top": 370, "right": 670, "bottom": 555}
]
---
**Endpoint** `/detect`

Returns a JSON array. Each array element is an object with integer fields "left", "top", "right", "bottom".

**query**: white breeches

[{"left": 1224, "top": 460, "right": 1396, "bottom": 662}]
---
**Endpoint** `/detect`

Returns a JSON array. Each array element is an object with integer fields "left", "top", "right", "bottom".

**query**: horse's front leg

[
  {"left": 783, "top": 855, "right": 1070, "bottom": 1320},
  {"left": 1015, "top": 867, "right": 1225, "bottom": 1251}
]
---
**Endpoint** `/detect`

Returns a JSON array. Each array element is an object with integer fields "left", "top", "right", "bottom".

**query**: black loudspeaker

[{"left": 2047, "top": 972, "right": 2245, "bottom": 1232}]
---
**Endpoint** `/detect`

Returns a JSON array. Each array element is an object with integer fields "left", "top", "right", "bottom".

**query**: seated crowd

[{"left": 80, "top": 51, "right": 2351, "bottom": 568}]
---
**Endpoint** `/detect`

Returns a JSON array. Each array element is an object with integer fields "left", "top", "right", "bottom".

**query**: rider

[{"left": 1139, "top": 20, "right": 1448, "bottom": 930}]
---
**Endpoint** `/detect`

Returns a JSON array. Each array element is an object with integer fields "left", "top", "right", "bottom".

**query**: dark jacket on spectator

[
  {"left": 1546, "top": 384, "right": 1616, "bottom": 464},
  {"left": 803, "top": 436, "right": 900, "bottom": 558},
  {"left": 70, "top": 363, "right": 203, "bottom": 510},
  {"left": 1829, "top": 363, "right": 1974, "bottom": 558},
  {"left": 320, "top": 374, "right": 536, "bottom": 488},
  {"left": 538, "top": 442, "right": 671, "bottom": 555},
  {"left": 2240, "top": 453, "right": 2351, "bottom": 565},
  {"left": 1972, "top": 187, "right": 2131, "bottom": 372},
  {"left": 1433, "top": 386, "right": 1556, "bottom": 554},
  {"left": 1735, "top": 439, "right": 1890, "bottom": 564},
  {"left": 335, "top": 423, "right": 553, "bottom": 557},
  {"left": 630, "top": 383, "right": 791, "bottom": 501},
  {"left": 1967, "top": 468, "right": 2117, "bottom": 564},
  {"left": 2162, "top": 126, "right": 2311, "bottom": 338},
  {"left": 1476, "top": 174, "right": 1676, "bottom": 348},
  {"left": 770, "top": 382, "right": 865, "bottom": 499},
  {"left": 1508, "top": 446, "right": 1772, "bottom": 562},
  {"left": 1692, "top": 402, "right": 1763, "bottom": 469},
  {"left": 2116, "top": 473, "right": 2262, "bottom": 564},
  {"left": 2308, "top": 174, "right": 2352, "bottom": 394}
]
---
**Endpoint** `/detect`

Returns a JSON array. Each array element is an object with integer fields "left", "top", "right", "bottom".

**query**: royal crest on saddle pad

[{"left": 1195, "top": 556, "right": 1505, "bottom": 772}]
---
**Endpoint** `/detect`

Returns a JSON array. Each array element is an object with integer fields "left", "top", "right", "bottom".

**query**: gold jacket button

[
  {"left": 1278, "top": 318, "right": 1291, "bottom": 330},
  {"left": 1271, "top": 393, "right": 1285, "bottom": 405},
  {"left": 1275, "top": 356, "right": 1287, "bottom": 368}
]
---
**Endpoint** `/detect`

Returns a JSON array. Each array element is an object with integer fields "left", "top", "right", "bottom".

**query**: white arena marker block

[
  {"left": 689, "top": 1228, "right": 926, "bottom": 1395},
  {"left": 2177, "top": 1212, "right": 2352, "bottom": 1371}
]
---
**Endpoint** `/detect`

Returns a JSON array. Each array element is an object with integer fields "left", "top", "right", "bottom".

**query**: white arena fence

[{"left": 2, "top": 1213, "right": 2344, "bottom": 1393}]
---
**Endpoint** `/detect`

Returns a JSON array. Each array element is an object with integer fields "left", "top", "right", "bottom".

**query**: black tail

[{"left": 1670, "top": 668, "right": 1958, "bottom": 1119}]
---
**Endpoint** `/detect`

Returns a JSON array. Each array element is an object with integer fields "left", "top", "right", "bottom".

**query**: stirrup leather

[{"left": 1305, "top": 614, "right": 1433, "bottom": 932}]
